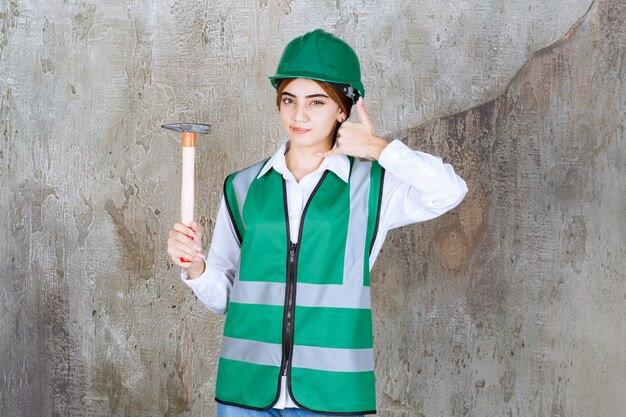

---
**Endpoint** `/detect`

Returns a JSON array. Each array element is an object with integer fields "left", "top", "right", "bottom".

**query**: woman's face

[{"left": 279, "top": 78, "right": 346, "bottom": 149}]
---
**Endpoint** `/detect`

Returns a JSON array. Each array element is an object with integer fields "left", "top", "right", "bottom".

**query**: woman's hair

[{"left": 275, "top": 78, "right": 354, "bottom": 119}]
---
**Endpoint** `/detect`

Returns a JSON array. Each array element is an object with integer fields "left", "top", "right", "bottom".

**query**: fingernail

[{"left": 195, "top": 254, "right": 205, "bottom": 260}]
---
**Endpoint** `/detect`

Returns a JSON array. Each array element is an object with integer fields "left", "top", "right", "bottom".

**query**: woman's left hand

[{"left": 319, "top": 97, "right": 388, "bottom": 160}]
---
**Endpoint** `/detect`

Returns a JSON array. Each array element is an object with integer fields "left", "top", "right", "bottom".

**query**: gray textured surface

[{"left": 1, "top": 0, "right": 624, "bottom": 416}]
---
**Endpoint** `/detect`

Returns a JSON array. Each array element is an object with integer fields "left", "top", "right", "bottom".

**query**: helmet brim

[{"left": 268, "top": 74, "right": 365, "bottom": 103}]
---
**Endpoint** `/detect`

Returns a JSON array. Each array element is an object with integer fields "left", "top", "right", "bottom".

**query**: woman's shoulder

[{"left": 225, "top": 157, "right": 271, "bottom": 181}]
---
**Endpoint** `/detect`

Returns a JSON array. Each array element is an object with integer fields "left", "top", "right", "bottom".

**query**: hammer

[{"left": 162, "top": 123, "right": 210, "bottom": 263}]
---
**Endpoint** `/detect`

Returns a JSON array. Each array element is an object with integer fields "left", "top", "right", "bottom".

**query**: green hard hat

[{"left": 269, "top": 29, "right": 364, "bottom": 102}]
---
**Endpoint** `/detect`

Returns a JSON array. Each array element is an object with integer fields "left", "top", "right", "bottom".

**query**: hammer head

[{"left": 161, "top": 123, "right": 210, "bottom": 134}]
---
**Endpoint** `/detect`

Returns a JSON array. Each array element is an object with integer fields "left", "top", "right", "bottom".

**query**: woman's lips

[{"left": 291, "top": 126, "right": 310, "bottom": 134}]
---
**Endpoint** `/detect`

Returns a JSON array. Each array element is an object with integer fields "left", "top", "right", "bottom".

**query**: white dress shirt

[{"left": 180, "top": 138, "right": 468, "bottom": 408}]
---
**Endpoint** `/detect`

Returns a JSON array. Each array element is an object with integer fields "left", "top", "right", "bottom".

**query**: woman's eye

[
  {"left": 311, "top": 100, "right": 324, "bottom": 105},
  {"left": 282, "top": 98, "right": 294, "bottom": 105}
]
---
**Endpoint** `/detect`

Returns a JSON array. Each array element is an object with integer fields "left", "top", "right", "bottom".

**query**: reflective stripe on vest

[
  {"left": 217, "top": 157, "right": 385, "bottom": 415},
  {"left": 220, "top": 336, "right": 374, "bottom": 373}
]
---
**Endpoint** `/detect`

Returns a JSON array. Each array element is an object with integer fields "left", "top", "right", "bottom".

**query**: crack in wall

[{"left": 409, "top": 0, "right": 598, "bottom": 130}]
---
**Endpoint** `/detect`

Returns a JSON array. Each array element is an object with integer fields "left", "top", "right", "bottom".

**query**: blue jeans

[{"left": 217, "top": 403, "right": 364, "bottom": 417}]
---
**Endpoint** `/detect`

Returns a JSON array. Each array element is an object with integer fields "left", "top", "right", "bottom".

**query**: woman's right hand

[{"left": 167, "top": 222, "right": 206, "bottom": 275}]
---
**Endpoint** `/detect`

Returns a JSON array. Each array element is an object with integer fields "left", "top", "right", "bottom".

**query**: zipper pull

[{"left": 288, "top": 242, "right": 296, "bottom": 263}]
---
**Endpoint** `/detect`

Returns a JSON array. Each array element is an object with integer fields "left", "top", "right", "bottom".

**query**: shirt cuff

[
  {"left": 378, "top": 138, "right": 441, "bottom": 176},
  {"left": 379, "top": 139, "right": 412, "bottom": 167},
  {"left": 179, "top": 261, "right": 212, "bottom": 290}
]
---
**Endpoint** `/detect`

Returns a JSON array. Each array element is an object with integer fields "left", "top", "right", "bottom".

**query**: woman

[{"left": 167, "top": 29, "right": 468, "bottom": 417}]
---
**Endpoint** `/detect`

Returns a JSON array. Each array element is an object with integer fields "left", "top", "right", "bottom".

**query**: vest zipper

[
  {"left": 282, "top": 241, "right": 297, "bottom": 376},
  {"left": 278, "top": 172, "right": 329, "bottom": 381}
]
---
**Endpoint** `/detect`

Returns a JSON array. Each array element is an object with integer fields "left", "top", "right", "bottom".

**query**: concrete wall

[{"left": 1, "top": 0, "right": 623, "bottom": 416}]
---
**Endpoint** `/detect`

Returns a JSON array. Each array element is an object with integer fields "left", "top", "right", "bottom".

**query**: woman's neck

[{"left": 284, "top": 139, "right": 333, "bottom": 183}]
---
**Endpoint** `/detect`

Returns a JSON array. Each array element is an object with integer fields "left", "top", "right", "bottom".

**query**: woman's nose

[{"left": 294, "top": 104, "right": 308, "bottom": 123}]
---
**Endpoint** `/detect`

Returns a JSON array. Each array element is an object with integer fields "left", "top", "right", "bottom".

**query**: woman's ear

[{"left": 337, "top": 110, "right": 347, "bottom": 123}]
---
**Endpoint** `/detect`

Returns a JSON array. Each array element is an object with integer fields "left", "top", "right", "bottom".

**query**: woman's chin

[{"left": 287, "top": 135, "right": 332, "bottom": 149}]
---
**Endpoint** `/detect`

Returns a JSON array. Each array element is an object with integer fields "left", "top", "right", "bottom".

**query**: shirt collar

[{"left": 257, "top": 141, "right": 350, "bottom": 183}]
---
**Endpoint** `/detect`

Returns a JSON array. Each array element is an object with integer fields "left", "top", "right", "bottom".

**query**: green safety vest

[{"left": 216, "top": 156, "right": 385, "bottom": 415}]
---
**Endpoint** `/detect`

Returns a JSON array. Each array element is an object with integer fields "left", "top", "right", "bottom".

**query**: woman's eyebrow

[{"left": 281, "top": 91, "right": 329, "bottom": 99}]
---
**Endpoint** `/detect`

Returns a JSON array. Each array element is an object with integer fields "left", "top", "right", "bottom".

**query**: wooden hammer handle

[
  {"left": 181, "top": 146, "right": 195, "bottom": 227},
  {"left": 180, "top": 132, "right": 196, "bottom": 262}
]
